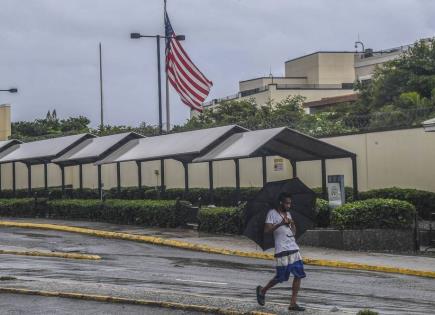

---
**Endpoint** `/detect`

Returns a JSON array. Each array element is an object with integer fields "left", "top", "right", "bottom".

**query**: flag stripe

[
  {"left": 168, "top": 45, "right": 209, "bottom": 95},
  {"left": 168, "top": 70, "right": 203, "bottom": 109},
  {"left": 168, "top": 60, "right": 204, "bottom": 105},
  {"left": 165, "top": 10, "right": 212, "bottom": 112},
  {"left": 168, "top": 54, "right": 208, "bottom": 98},
  {"left": 170, "top": 40, "right": 212, "bottom": 88}
]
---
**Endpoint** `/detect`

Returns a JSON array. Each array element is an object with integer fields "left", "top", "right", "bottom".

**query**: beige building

[
  {"left": 201, "top": 52, "right": 357, "bottom": 114},
  {"left": 200, "top": 39, "right": 428, "bottom": 114},
  {"left": 0, "top": 104, "right": 11, "bottom": 141}
]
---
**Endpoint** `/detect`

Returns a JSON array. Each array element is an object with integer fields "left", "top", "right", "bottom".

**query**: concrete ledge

[
  {"left": 0, "top": 249, "right": 101, "bottom": 260},
  {"left": 0, "top": 287, "right": 272, "bottom": 315},
  {"left": 1, "top": 221, "right": 434, "bottom": 279},
  {"left": 299, "top": 229, "right": 415, "bottom": 251}
]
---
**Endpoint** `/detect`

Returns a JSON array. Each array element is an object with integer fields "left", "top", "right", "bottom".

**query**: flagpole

[
  {"left": 99, "top": 42, "right": 104, "bottom": 130},
  {"left": 164, "top": 0, "right": 171, "bottom": 132}
]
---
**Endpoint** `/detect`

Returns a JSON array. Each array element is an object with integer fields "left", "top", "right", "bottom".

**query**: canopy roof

[
  {"left": 52, "top": 132, "right": 143, "bottom": 166},
  {"left": 0, "top": 134, "right": 94, "bottom": 165},
  {"left": 193, "top": 127, "right": 355, "bottom": 163},
  {"left": 96, "top": 125, "right": 247, "bottom": 164},
  {"left": 0, "top": 140, "right": 22, "bottom": 152}
]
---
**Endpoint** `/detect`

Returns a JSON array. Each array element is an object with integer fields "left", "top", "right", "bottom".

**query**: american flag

[{"left": 165, "top": 11, "right": 212, "bottom": 112}]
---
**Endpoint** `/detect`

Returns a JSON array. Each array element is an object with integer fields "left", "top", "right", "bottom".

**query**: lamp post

[
  {"left": 0, "top": 88, "right": 18, "bottom": 93},
  {"left": 130, "top": 33, "right": 185, "bottom": 135}
]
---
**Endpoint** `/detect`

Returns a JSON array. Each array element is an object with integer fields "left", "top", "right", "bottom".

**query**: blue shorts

[{"left": 274, "top": 251, "right": 306, "bottom": 282}]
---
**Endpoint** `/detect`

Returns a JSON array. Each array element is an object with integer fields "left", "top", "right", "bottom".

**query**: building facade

[
  {"left": 0, "top": 104, "right": 11, "bottom": 141},
  {"left": 199, "top": 40, "right": 424, "bottom": 115}
]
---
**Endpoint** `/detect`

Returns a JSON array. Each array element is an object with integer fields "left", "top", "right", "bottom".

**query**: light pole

[
  {"left": 0, "top": 88, "right": 18, "bottom": 93},
  {"left": 130, "top": 33, "right": 185, "bottom": 135}
]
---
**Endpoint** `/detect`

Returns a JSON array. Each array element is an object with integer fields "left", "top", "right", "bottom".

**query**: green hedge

[
  {"left": 0, "top": 199, "right": 35, "bottom": 217},
  {"left": 0, "top": 186, "right": 261, "bottom": 207},
  {"left": 47, "top": 199, "right": 190, "bottom": 228},
  {"left": 0, "top": 198, "right": 189, "bottom": 228},
  {"left": 331, "top": 198, "right": 416, "bottom": 230},
  {"left": 358, "top": 187, "right": 435, "bottom": 219},
  {"left": 315, "top": 199, "right": 331, "bottom": 227},
  {"left": 198, "top": 206, "right": 244, "bottom": 234}
]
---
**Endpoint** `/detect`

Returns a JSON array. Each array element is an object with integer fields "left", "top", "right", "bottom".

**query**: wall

[
  {"left": 317, "top": 53, "right": 355, "bottom": 85},
  {"left": 285, "top": 53, "right": 319, "bottom": 84},
  {"left": 0, "top": 105, "right": 11, "bottom": 141},
  {"left": 285, "top": 52, "right": 355, "bottom": 85},
  {"left": 1, "top": 128, "right": 434, "bottom": 193}
]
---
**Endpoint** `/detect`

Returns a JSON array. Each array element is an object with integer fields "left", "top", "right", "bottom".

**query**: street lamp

[
  {"left": 0, "top": 88, "right": 18, "bottom": 93},
  {"left": 130, "top": 32, "right": 185, "bottom": 135}
]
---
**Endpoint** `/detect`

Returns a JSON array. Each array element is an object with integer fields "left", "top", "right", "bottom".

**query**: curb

[
  {"left": 1, "top": 221, "right": 434, "bottom": 279},
  {"left": 0, "top": 287, "right": 273, "bottom": 315},
  {"left": 0, "top": 249, "right": 101, "bottom": 260}
]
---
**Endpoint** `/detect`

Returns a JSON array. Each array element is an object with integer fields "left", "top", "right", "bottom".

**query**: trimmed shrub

[
  {"left": 102, "top": 199, "right": 189, "bottom": 227},
  {"left": 315, "top": 198, "right": 331, "bottom": 227},
  {"left": 46, "top": 199, "right": 190, "bottom": 228},
  {"left": 331, "top": 198, "right": 416, "bottom": 230},
  {"left": 213, "top": 187, "right": 261, "bottom": 206},
  {"left": 0, "top": 198, "right": 35, "bottom": 217},
  {"left": 358, "top": 187, "right": 435, "bottom": 219},
  {"left": 163, "top": 188, "right": 210, "bottom": 204},
  {"left": 47, "top": 199, "right": 102, "bottom": 219},
  {"left": 198, "top": 206, "right": 243, "bottom": 234}
]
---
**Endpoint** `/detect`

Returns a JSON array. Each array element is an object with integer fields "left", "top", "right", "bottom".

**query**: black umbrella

[{"left": 243, "top": 178, "right": 317, "bottom": 251}]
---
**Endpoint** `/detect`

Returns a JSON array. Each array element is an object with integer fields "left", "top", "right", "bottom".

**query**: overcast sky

[{"left": 0, "top": 0, "right": 434, "bottom": 128}]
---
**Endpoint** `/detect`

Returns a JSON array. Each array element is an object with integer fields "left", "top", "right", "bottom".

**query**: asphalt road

[
  {"left": 0, "top": 293, "right": 200, "bottom": 315},
  {"left": 0, "top": 227, "right": 434, "bottom": 315}
]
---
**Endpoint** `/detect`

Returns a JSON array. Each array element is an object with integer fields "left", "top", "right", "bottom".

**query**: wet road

[
  {"left": 0, "top": 227, "right": 434, "bottom": 314},
  {"left": 0, "top": 293, "right": 200, "bottom": 315}
]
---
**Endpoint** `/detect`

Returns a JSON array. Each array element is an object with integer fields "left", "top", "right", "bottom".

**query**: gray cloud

[{"left": 0, "top": 0, "right": 433, "bottom": 127}]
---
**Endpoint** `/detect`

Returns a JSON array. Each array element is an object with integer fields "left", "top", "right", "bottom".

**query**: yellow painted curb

[
  {"left": 0, "top": 287, "right": 273, "bottom": 315},
  {"left": 1, "top": 220, "right": 434, "bottom": 279},
  {"left": 0, "top": 249, "right": 101, "bottom": 260}
]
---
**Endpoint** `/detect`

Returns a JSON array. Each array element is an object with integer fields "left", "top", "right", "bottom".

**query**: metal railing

[{"left": 276, "top": 83, "right": 354, "bottom": 90}]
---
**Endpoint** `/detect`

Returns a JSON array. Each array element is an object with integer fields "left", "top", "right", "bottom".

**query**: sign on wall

[
  {"left": 327, "top": 175, "right": 345, "bottom": 208},
  {"left": 273, "top": 158, "right": 284, "bottom": 171}
]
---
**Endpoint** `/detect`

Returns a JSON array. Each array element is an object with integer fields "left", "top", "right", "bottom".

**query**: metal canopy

[
  {"left": 0, "top": 140, "right": 22, "bottom": 155},
  {"left": 193, "top": 127, "right": 355, "bottom": 163},
  {"left": 0, "top": 134, "right": 94, "bottom": 165},
  {"left": 52, "top": 132, "right": 144, "bottom": 166},
  {"left": 96, "top": 125, "right": 247, "bottom": 165}
]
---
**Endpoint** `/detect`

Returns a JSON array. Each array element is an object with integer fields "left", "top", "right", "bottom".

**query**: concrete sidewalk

[{"left": 2, "top": 217, "right": 435, "bottom": 276}]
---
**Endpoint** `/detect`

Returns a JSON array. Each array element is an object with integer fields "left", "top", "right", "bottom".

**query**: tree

[
  {"left": 173, "top": 95, "right": 306, "bottom": 132},
  {"left": 357, "top": 38, "right": 435, "bottom": 112}
]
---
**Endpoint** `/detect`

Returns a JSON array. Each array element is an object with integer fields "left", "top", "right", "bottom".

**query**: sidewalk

[{"left": 2, "top": 217, "right": 435, "bottom": 276}]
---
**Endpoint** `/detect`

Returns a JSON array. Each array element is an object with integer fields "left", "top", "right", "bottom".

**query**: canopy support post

[
  {"left": 209, "top": 161, "right": 214, "bottom": 204},
  {"left": 291, "top": 160, "right": 297, "bottom": 178},
  {"left": 27, "top": 163, "right": 32, "bottom": 196},
  {"left": 137, "top": 161, "right": 142, "bottom": 189},
  {"left": 321, "top": 159, "right": 327, "bottom": 200},
  {"left": 262, "top": 156, "right": 267, "bottom": 187},
  {"left": 352, "top": 156, "right": 359, "bottom": 200},
  {"left": 116, "top": 162, "right": 121, "bottom": 193}
]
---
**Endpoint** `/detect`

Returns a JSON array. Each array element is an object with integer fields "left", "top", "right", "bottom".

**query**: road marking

[{"left": 175, "top": 278, "right": 228, "bottom": 285}]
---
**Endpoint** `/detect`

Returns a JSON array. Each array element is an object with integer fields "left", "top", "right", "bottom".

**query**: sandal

[
  {"left": 256, "top": 286, "right": 265, "bottom": 306},
  {"left": 288, "top": 303, "right": 305, "bottom": 311}
]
